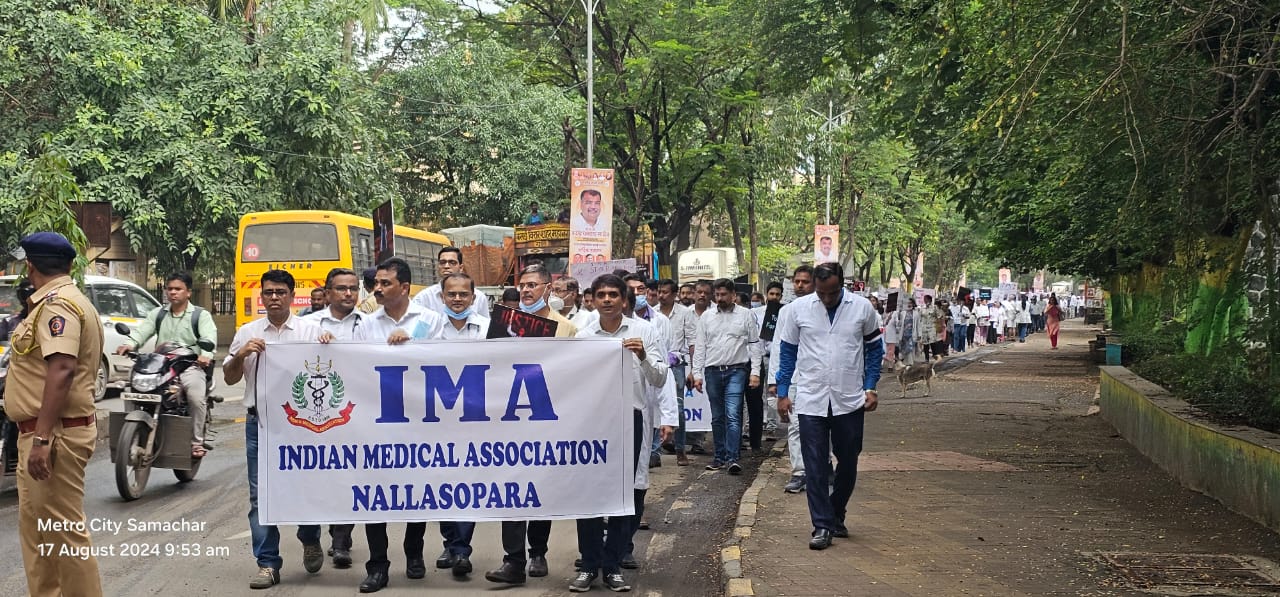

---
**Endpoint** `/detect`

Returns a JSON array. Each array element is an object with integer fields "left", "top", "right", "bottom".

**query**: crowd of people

[{"left": 2, "top": 231, "right": 1075, "bottom": 595}]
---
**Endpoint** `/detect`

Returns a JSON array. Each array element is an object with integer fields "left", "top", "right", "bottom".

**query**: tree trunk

[
  {"left": 747, "top": 166, "right": 759, "bottom": 286},
  {"left": 725, "top": 197, "right": 746, "bottom": 276}
]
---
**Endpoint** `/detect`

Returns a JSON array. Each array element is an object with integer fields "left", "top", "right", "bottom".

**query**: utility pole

[
  {"left": 809, "top": 100, "right": 852, "bottom": 225},
  {"left": 581, "top": 0, "right": 601, "bottom": 168}
]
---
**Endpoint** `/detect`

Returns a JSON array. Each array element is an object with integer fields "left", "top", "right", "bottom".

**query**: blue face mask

[
  {"left": 750, "top": 301, "right": 763, "bottom": 308},
  {"left": 520, "top": 297, "right": 547, "bottom": 314},
  {"left": 634, "top": 294, "right": 648, "bottom": 310},
  {"left": 447, "top": 308, "right": 472, "bottom": 320}
]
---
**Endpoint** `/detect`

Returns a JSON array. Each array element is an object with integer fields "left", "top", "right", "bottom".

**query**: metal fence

[{"left": 150, "top": 279, "right": 236, "bottom": 315}]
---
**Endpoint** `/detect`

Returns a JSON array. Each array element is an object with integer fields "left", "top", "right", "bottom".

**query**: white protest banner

[
  {"left": 256, "top": 338, "right": 634, "bottom": 524},
  {"left": 682, "top": 386, "right": 712, "bottom": 432},
  {"left": 572, "top": 257, "right": 637, "bottom": 289}
]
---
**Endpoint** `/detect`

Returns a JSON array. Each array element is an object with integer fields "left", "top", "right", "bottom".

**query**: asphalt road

[{"left": 0, "top": 408, "right": 750, "bottom": 596}]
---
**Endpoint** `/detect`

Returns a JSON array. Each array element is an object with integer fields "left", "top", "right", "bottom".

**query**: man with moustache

[
  {"left": 304, "top": 267, "right": 365, "bottom": 569},
  {"left": 769, "top": 265, "right": 815, "bottom": 493},
  {"left": 224, "top": 269, "right": 333, "bottom": 589},
  {"left": 412, "top": 247, "right": 491, "bottom": 316},
  {"left": 353, "top": 258, "right": 446, "bottom": 593},
  {"left": 485, "top": 264, "right": 578, "bottom": 586}
]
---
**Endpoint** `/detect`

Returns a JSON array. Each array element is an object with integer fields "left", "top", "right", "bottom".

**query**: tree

[{"left": 0, "top": 0, "right": 398, "bottom": 276}]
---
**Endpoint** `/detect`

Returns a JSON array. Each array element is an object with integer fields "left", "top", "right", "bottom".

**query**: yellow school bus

[{"left": 233, "top": 210, "right": 450, "bottom": 329}]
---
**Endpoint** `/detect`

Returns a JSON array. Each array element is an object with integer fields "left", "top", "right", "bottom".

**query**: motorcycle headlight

[{"left": 131, "top": 373, "right": 165, "bottom": 392}]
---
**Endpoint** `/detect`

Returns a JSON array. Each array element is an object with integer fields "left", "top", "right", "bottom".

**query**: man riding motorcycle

[
  {"left": 1, "top": 279, "right": 36, "bottom": 341},
  {"left": 115, "top": 272, "right": 218, "bottom": 458}
]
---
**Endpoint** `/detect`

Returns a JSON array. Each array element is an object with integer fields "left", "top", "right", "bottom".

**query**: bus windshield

[{"left": 242, "top": 223, "right": 340, "bottom": 262}]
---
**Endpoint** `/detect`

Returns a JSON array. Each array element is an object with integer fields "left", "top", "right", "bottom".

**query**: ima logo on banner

[{"left": 283, "top": 356, "right": 355, "bottom": 433}]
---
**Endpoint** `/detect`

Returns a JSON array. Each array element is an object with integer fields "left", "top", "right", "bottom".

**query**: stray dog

[{"left": 893, "top": 360, "right": 935, "bottom": 398}]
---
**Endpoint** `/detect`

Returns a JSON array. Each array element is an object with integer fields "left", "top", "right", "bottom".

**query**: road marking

[{"left": 225, "top": 530, "right": 251, "bottom": 541}]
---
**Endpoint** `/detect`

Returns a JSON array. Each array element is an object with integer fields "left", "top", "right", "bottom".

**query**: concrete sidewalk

[{"left": 733, "top": 320, "right": 1280, "bottom": 596}]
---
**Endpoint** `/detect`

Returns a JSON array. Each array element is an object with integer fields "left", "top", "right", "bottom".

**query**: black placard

[{"left": 486, "top": 304, "right": 560, "bottom": 338}]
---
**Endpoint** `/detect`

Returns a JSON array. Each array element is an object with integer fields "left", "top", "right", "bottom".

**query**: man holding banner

[
  {"left": 573, "top": 274, "right": 673, "bottom": 592},
  {"left": 353, "top": 258, "right": 446, "bottom": 593},
  {"left": 223, "top": 269, "right": 332, "bottom": 590},
  {"left": 485, "top": 264, "right": 578, "bottom": 586},
  {"left": 433, "top": 272, "right": 488, "bottom": 578}
]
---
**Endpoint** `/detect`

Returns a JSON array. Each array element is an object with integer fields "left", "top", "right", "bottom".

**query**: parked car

[{"left": 0, "top": 274, "right": 160, "bottom": 401}]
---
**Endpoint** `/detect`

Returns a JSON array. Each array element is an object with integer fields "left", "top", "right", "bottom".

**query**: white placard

[
  {"left": 682, "top": 386, "right": 712, "bottom": 432},
  {"left": 257, "top": 338, "right": 634, "bottom": 524}
]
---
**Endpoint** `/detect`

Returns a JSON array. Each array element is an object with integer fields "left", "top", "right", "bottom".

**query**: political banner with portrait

[
  {"left": 569, "top": 168, "right": 614, "bottom": 265},
  {"left": 814, "top": 224, "right": 839, "bottom": 264},
  {"left": 256, "top": 338, "right": 635, "bottom": 524}
]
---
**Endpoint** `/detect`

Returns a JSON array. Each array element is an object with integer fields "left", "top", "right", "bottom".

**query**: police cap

[{"left": 11, "top": 231, "right": 77, "bottom": 261}]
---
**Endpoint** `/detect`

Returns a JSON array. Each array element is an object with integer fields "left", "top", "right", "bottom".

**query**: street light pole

[
  {"left": 581, "top": 0, "right": 601, "bottom": 168},
  {"left": 809, "top": 100, "right": 853, "bottom": 226}
]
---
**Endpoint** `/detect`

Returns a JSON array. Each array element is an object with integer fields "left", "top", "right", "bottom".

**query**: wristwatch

[{"left": 33, "top": 435, "right": 51, "bottom": 447}]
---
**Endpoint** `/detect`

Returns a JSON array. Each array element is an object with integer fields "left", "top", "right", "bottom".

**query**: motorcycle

[
  {"left": 0, "top": 341, "right": 17, "bottom": 491},
  {"left": 109, "top": 322, "right": 219, "bottom": 501}
]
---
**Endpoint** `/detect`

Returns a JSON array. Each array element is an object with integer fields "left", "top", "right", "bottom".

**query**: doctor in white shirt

[
  {"left": 412, "top": 247, "right": 491, "bottom": 317},
  {"left": 775, "top": 262, "right": 883, "bottom": 551}
]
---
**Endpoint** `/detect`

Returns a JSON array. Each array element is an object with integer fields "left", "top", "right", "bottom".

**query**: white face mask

[{"left": 548, "top": 294, "right": 565, "bottom": 312}]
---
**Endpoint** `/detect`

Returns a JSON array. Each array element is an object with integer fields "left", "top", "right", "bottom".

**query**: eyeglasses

[
  {"left": 261, "top": 289, "right": 289, "bottom": 297},
  {"left": 517, "top": 282, "right": 545, "bottom": 291},
  {"left": 330, "top": 285, "right": 359, "bottom": 294}
]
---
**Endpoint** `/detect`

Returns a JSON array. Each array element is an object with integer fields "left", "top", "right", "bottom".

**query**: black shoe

[
  {"left": 406, "top": 558, "right": 426, "bottom": 579},
  {"left": 528, "top": 555, "right": 549, "bottom": 577},
  {"left": 648, "top": 453, "right": 661, "bottom": 468},
  {"left": 485, "top": 561, "right": 526, "bottom": 584},
  {"left": 333, "top": 548, "right": 353, "bottom": 569},
  {"left": 452, "top": 556, "right": 472, "bottom": 577},
  {"left": 689, "top": 444, "right": 707, "bottom": 455},
  {"left": 359, "top": 571, "right": 390, "bottom": 593},
  {"left": 661, "top": 442, "right": 676, "bottom": 454},
  {"left": 574, "top": 558, "right": 583, "bottom": 569},
  {"left": 436, "top": 549, "right": 457, "bottom": 569},
  {"left": 727, "top": 462, "right": 743, "bottom": 475},
  {"left": 327, "top": 547, "right": 335, "bottom": 557},
  {"left": 620, "top": 554, "right": 639, "bottom": 569},
  {"left": 809, "top": 529, "right": 833, "bottom": 550},
  {"left": 833, "top": 527, "right": 850, "bottom": 538},
  {"left": 603, "top": 572, "right": 632, "bottom": 592},
  {"left": 751, "top": 447, "right": 767, "bottom": 457},
  {"left": 569, "top": 570, "right": 598, "bottom": 592},
  {"left": 783, "top": 475, "right": 806, "bottom": 493},
  {"left": 705, "top": 460, "right": 723, "bottom": 471}
]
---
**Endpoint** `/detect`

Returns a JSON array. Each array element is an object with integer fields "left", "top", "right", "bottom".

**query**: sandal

[{"left": 192, "top": 445, "right": 208, "bottom": 459}]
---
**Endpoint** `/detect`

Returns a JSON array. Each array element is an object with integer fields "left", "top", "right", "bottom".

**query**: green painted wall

[{"left": 1100, "top": 366, "right": 1280, "bottom": 532}]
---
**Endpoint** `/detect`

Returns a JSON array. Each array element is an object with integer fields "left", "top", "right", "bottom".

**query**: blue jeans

[
  {"left": 1018, "top": 323, "right": 1029, "bottom": 342},
  {"left": 952, "top": 324, "right": 966, "bottom": 352},
  {"left": 440, "top": 521, "right": 475, "bottom": 558},
  {"left": 798, "top": 408, "right": 866, "bottom": 533},
  {"left": 247, "top": 413, "right": 321, "bottom": 570},
  {"left": 704, "top": 365, "right": 747, "bottom": 464}
]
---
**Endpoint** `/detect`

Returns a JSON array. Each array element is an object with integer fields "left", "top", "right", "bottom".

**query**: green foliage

[
  {"left": 381, "top": 36, "right": 576, "bottom": 227},
  {"left": 1133, "top": 350, "right": 1280, "bottom": 434},
  {"left": 1, "top": 0, "right": 396, "bottom": 276}
]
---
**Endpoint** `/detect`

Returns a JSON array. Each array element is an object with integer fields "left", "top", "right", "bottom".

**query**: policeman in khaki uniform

[{"left": 7, "top": 232, "right": 105, "bottom": 597}]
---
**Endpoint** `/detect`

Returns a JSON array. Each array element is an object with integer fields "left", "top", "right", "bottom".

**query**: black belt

[{"left": 711, "top": 363, "right": 749, "bottom": 372}]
